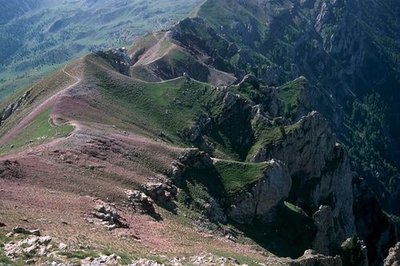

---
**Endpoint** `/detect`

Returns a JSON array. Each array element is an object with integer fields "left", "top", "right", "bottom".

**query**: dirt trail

[
  {"left": 133, "top": 32, "right": 176, "bottom": 66},
  {"left": 0, "top": 66, "right": 81, "bottom": 147}
]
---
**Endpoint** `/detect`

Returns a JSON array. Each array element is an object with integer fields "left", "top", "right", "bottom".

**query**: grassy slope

[
  {"left": 0, "top": 108, "right": 73, "bottom": 154},
  {"left": 0, "top": 64, "right": 77, "bottom": 141},
  {"left": 214, "top": 160, "right": 269, "bottom": 196},
  {"left": 277, "top": 77, "right": 306, "bottom": 117}
]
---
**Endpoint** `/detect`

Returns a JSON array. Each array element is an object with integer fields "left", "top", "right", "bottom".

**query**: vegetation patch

[
  {"left": 277, "top": 77, "right": 306, "bottom": 118},
  {"left": 0, "top": 108, "right": 74, "bottom": 154},
  {"left": 213, "top": 160, "right": 269, "bottom": 197}
]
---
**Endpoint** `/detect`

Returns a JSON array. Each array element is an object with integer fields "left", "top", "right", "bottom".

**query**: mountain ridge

[{"left": 0, "top": 0, "right": 399, "bottom": 265}]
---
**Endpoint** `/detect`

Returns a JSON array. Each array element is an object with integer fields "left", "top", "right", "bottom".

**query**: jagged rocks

[
  {"left": 229, "top": 159, "right": 291, "bottom": 224},
  {"left": 141, "top": 180, "right": 178, "bottom": 213},
  {"left": 5, "top": 235, "right": 52, "bottom": 259},
  {"left": 93, "top": 204, "right": 128, "bottom": 230},
  {"left": 0, "top": 90, "right": 31, "bottom": 125},
  {"left": 291, "top": 249, "right": 342, "bottom": 266},
  {"left": 126, "top": 190, "right": 161, "bottom": 220},
  {"left": 96, "top": 47, "right": 132, "bottom": 76},
  {"left": 251, "top": 111, "right": 355, "bottom": 248},
  {"left": 81, "top": 254, "right": 121, "bottom": 266},
  {"left": 252, "top": 111, "right": 335, "bottom": 177},
  {"left": 205, "top": 197, "right": 227, "bottom": 224},
  {"left": 385, "top": 243, "right": 400, "bottom": 266},
  {"left": 312, "top": 206, "right": 337, "bottom": 255}
]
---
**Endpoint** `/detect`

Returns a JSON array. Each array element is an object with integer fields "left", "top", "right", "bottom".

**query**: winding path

[{"left": 0, "top": 65, "right": 81, "bottom": 147}]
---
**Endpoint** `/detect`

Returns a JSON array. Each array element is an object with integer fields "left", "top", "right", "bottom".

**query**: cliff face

[{"left": 250, "top": 111, "right": 356, "bottom": 253}]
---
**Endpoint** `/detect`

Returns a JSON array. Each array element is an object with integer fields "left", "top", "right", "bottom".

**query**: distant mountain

[{"left": 0, "top": 0, "right": 201, "bottom": 98}]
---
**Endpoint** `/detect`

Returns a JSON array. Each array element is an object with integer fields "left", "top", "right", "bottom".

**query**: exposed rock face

[
  {"left": 169, "top": 148, "right": 213, "bottom": 184},
  {"left": 292, "top": 249, "right": 342, "bottom": 266},
  {"left": 312, "top": 206, "right": 337, "bottom": 255},
  {"left": 126, "top": 190, "right": 161, "bottom": 220},
  {"left": 251, "top": 111, "right": 356, "bottom": 251},
  {"left": 141, "top": 180, "right": 178, "bottom": 213},
  {"left": 385, "top": 243, "right": 400, "bottom": 266},
  {"left": 353, "top": 177, "right": 397, "bottom": 265},
  {"left": 229, "top": 159, "right": 291, "bottom": 224},
  {"left": 340, "top": 237, "right": 369, "bottom": 266},
  {"left": 205, "top": 197, "right": 227, "bottom": 224},
  {"left": 0, "top": 90, "right": 31, "bottom": 125}
]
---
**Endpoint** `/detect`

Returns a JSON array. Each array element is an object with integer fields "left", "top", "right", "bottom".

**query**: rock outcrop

[
  {"left": 81, "top": 254, "right": 121, "bottom": 266},
  {"left": 251, "top": 111, "right": 356, "bottom": 252},
  {"left": 292, "top": 249, "right": 342, "bottom": 266},
  {"left": 141, "top": 179, "right": 178, "bottom": 213},
  {"left": 0, "top": 90, "right": 31, "bottom": 126},
  {"left": 385, "top": 243, "right": 400, "bottom": 266},
  {"left": 92, "top": 204, "right": 129, "bottom": 230},
  {"left": 96, "top": 47, "right": 132, "bottom": 76},
  {"left": 229, "top": 159, "right": 291, "bottom": 224},
  {"left": 5, "top": 235, "right": 52, "bottom": 259},
  {"left": 126, "top": 190, "right": 161, "bottom": 220}
]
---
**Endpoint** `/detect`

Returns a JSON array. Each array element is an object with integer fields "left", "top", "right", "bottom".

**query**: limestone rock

[
  {"left": 141, "top": 179, "right": 178, "bottom": 213},
  {"left": 4, "top": 235, "right": 52, "bottom": 258},
  {"left": 81, "top": 254, "right": 120, "bottom": 266},
  {"left": 312, "top": 206, "right": 336, "bottom": 255},
  {"left": 291, "top": 249, "right": 342, "bottom": 266},
  {"left": 93, "top": 204, "right": 128, "bottom": 230},
  {"left": 340, "top": 237, "right": 368, "bottom": 266},
  {"left": 251, "top": 111, "right": 356, "bottom": 248},
  {"left": 126, "top": 190, "right": 161, "bottom": 220},
  {"left": 229, "top": 159, "right": 291, "bottom": 224},
  {"left": 385, "top": 243, "right": 400, "bottom": 266}
]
